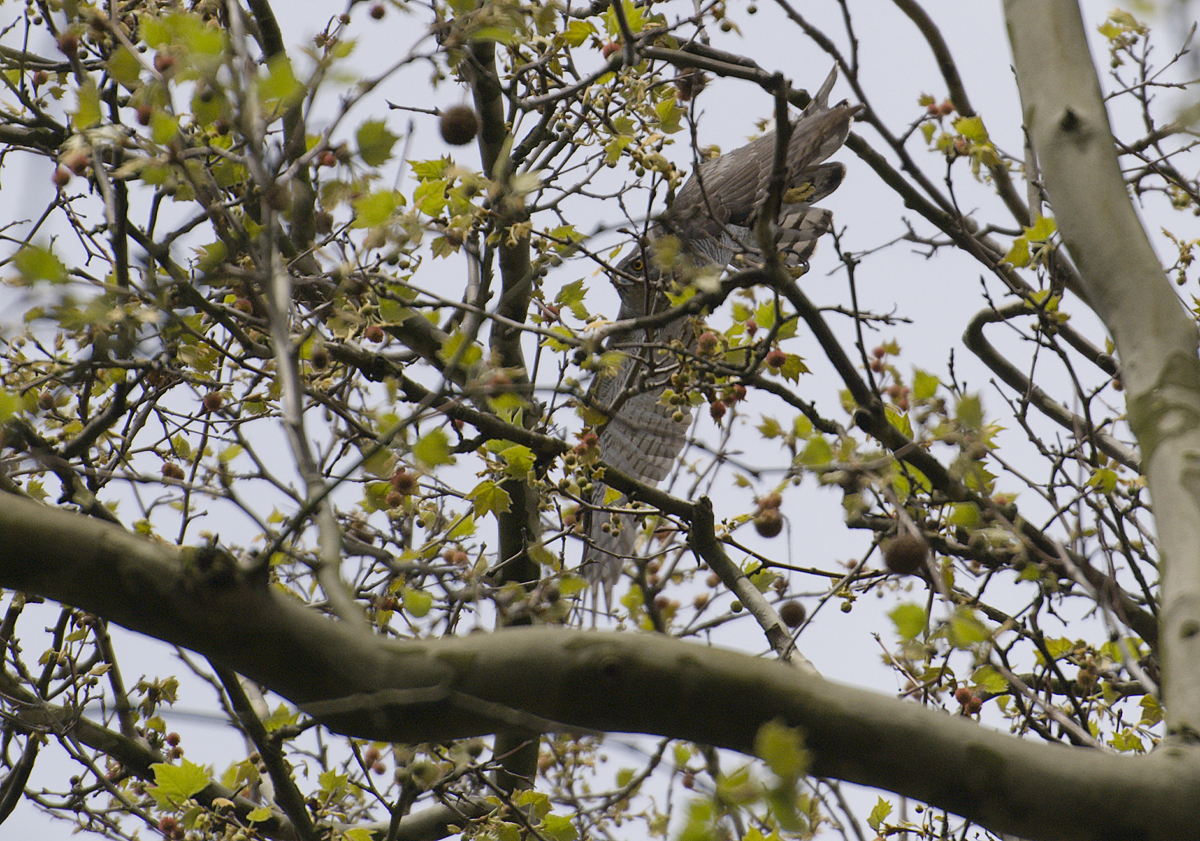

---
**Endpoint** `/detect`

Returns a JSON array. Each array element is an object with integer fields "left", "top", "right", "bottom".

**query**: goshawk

[{"left": 582, "top": 68, "right": 858, "bottom": 590}]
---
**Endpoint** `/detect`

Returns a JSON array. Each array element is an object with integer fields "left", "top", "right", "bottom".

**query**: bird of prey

[{"left": 581, "top": 68, "right": 858, "bottom": 591}]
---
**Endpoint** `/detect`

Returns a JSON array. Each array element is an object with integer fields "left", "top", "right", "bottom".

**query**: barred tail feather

[{"left": 582, "top": 397, "right": 691, "bottom": 588}]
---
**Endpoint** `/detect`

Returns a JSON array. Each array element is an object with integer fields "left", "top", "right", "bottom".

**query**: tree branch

[
  {"left": 1006, "top": 0, "right": 1200, "bottom": 737},
  {"left": 0, "top": 494, "right": 1197, "bottom": 840}
]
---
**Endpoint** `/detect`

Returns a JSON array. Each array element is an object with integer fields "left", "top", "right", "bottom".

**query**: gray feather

[{"left": 582, "top": 68, "right": 856, "bottom": 589}]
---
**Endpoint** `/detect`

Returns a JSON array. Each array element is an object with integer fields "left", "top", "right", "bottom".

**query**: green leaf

[
  {"left": 357, "top": 119, "right": 400, "bottom": 167},
  {"left": 947, "top": 502, "right": 981, "bottom": 529},
  {"left": 1087, "top": 467, "right": 1118, "bottom": 495},
  {"left": 955, "top": 394, "right": 983, "bottom": 431},
  {"left": 672, "top": 743, "right": 693, "bottom": 768},
  {"left": 748, "top": 567, "right": 778, "bottom": 593},
  {"left": 548, "top": 224, "right": 585, "bottom": 253},
  {"left": 1110, "top": 729, "right": 1145, "bottom": 753},
  {"left": 414, "top": 178, "right": 448, "bottom": 216},
  {"left": 754, "top": 719, "right": 809, "bottom": 783},
  {"left": 1005, "top": 215, "right": 1056, "bottom": 268},
  {"left": 498, "top": 444, "right": 535, "bottom": 479},
  {"left": 351, "top": 190, "right": 401, "bottom": 228},
  {"left": 867, "top": 797, "right": 893, "bottom": 832},
  {"left": 447, "top": 513, "right": 475, "bottom": 540},
  {"left": 947, "top": 607, "right": 989, "bottom": 649},
  {"left": 403, "top": 588, "right": 433, "bottom": 618},
  {"left": 555, "top": 278, "right": 589, "bottom": 320},
  {"left": 470, "top": 25, "right": 522, "bottom": 46},
  {"left": 73, "top": 77, "right": 102, "bottom": 129},
  {"left": 563, "top": 19, "right": 596, "bottom": 46},
  {"left": 970, "top": 664, "right": 1009, "bottom": 695},
  {"left": 148, "top": 759, "right": 209, "bottom": 809},
  {"left": 797, "top": 435, "right": 832, "bottom": 468},
  {"left": 1003, "top": 235, "right": 1031, "bottom": 267},
  {"left": 765, "top": 786, "right": 808, "bottom": 833},
  {"left": 246, "top": 806, "right": 274, "bottom": 823},
  {"left": 378, "top": 297, "right": 413, "bottom": 324},
  {"left": 889, "top": 603, "right": 926, "bottom": 640},
  {"left": 912, "top": 368, "right": 939, "bottom": 401},
  {"left": 953, "top": 115, "right": 989, "bottom": 143},
  {"left": 528, "top": 543, "right": 558, "bottom": 568},
  {"left": 410, "top": 158, "right": 449, "bottom": 179},
  {"left": 258, "top": 54, "right": 304, "bottom": 110},
  {"left": 1040, "top": 637, "right": 1074, "bottom": 665},
  {"left": 192, "top": 86, "right": 225, "bottom": 128},
  {"left": 359, "top": 446, "right": 394, "bottom": 479},
  {"left": 654, "top": 97, "right": 683, "bottom": 134},
  {"left": 778, "top": 353, "right": 809, "bottom": 382},
  {"left": 541, "top": 813, "right": 578, "bottom": 841},
  {"left": 151, "top": 110, "right": 180, "bottom": 144},
  {"left": 1025, "top": 214, "right": 1057, "bottom": 241},
  {"left": 438, "top": 329, "right": 483, "bottom": 367},
  {"left": 1028, "top": 288, "right": 1060, "bottom": 310},
  {"left": 467, "top": 480, "right": 511, "bottom": 516},
  {"left": 541, "top": 327, "right": 574, "bottom": 352},
  {"left": 754, "top": 301, "right": 777, "bottom": 331},
  {"left": 772, "top": 418, "right": 802, "bottom": 447},
  {"left": 604, "top": 135, "right": 632, "bottom": 165},
  {"left": 774, "top": 314, "right": 799, "bottom": 342},
  {"left": 318, "top": 769, "right": 348, "bottom": 794},
  {"left": 1139, "top": 694, "right": 1162, "bottom": 726},
  {"left": 107, "top": 46, "right": 142, "bottom": 87},
  {"left": 13, "top": 244, "right": 67, "bottom": 284},
  {"left": 143, "top": 11, "right": 225, "bottom": 59},
  {"left": 140, "top": 16, "right": 172, "bottom": 48},
  {"left": 885, "top": 406, "right": 913, "bottom": 438},
  {"left": 488, "top": 391, "right": 527, "bottom": 421},
  {"left": 431, "top": 235, "right": 459, "bottom": 259},
  {"left": 604, "top": 0, "right": 644, "bottom": 36},
  {"left": 263, "top": 703, "right": 299, "bottom": 732},
  {"left": 171, "top": 434, "right": 192, "bottom": 460},
  {"left": 517, "top": 790, "right": 553, "bottom": 819},
  {"left": 553, "top": 575, "right": 583, "bottom": 601},
  {"left": 413, "top": 429, "right": 454, "bottom": 468}
]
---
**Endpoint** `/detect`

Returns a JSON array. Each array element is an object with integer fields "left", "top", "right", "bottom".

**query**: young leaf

[
  {"left": 148, "top": 759, "right": 210, "bottom": 809},
  {"left": 357, "top": 119, "right": 400, "bottom": 167}
]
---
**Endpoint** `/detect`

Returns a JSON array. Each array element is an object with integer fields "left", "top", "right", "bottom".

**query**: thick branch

[
  {"left": 1006, "top": 0, "right": 1200, "bottom": 736},
  {"left": 0, "top": 495, "right": 1198, "bottom": 840},
  {"left": 963, "top": 303, "right": 1137, "bottom": 470}
]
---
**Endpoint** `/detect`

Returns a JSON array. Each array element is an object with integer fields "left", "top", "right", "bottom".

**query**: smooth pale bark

[
  {"left": 2, "top": 494, "right": 1200, "bottom": 840},
  {"left": 1005, "top": 0, "right": 1200, "bottom": 738}
]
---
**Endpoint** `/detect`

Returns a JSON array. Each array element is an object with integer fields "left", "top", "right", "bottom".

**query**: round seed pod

[{"left": 439, "top": 105, "right": 479, "bottom": 146}]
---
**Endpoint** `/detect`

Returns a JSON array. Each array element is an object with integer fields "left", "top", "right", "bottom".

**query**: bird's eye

[{"left": 629, "top": 257, "right": 644, "bottom": 273}]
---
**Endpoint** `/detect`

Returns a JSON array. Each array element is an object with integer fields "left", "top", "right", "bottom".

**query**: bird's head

[
  {"left": 610, "top": 231, "right": 691, "bottom": 321},
  {"left": 610, "top": 238, "right": 660, "bottom": 322}
]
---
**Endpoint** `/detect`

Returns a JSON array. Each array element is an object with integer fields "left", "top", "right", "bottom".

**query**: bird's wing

[
  {"left": 582, "top": 69, "right": 856, "bottom": 590},
  {"left": 664, "top": 95, "right": 857, "bottom": 270},
  {"left": 582, "top": 317, "right": 693, "bottom": 588}
]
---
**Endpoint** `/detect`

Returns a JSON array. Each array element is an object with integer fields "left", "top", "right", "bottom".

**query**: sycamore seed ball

[
  {"left": 779, "top": 600, "right": 806, "bottom": 628},
  {"left": 440, "top": 105, "right": 479, "bottom": 146},
  {"left": 883, "top": 533, "right": 929, "bottom": 575},
  {"left": 754, "top": 507, "right": 783, "bottom": 538}
]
